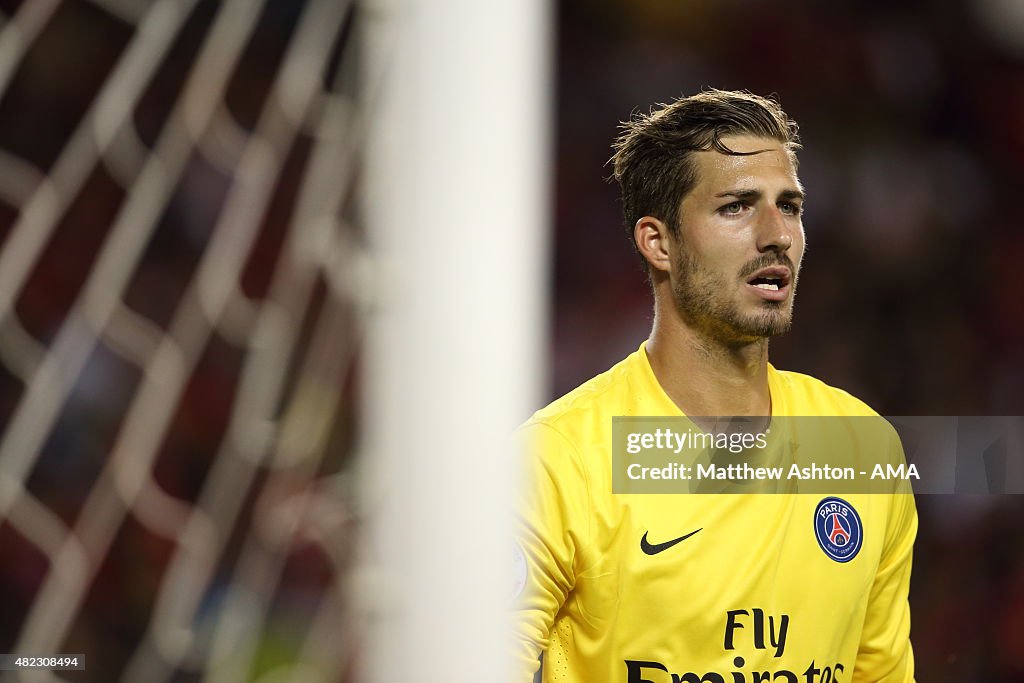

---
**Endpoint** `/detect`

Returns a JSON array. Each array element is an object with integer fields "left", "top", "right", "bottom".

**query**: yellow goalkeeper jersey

[{"left": 514, "top": 344, "right": 916, "bottom": 683}]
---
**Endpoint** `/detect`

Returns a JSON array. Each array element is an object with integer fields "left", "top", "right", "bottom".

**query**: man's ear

[{"left": 634, "top": 216, "right": 673, "bottom": 273}]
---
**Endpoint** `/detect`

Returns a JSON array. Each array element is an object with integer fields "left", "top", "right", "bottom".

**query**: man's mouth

[{"left": 745, "top": 266, "right": 792, "bottom": 301}]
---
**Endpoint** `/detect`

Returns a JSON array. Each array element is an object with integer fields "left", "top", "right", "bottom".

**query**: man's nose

[{"left": 755, "top": 207, "right": 795, "bottom": 253}]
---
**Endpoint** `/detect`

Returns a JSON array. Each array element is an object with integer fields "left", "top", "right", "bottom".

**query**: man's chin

[{"left": 733, "top": 309, "right": 794, "bottom": 339}]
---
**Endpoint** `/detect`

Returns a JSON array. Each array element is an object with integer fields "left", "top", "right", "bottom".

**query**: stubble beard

[{"left": 671, "top": 250, "right": 797, "bottom": 345}]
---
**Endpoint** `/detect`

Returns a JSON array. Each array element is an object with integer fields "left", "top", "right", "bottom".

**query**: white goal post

[{"left": 362, "top": 0, "right": 551, "bottom": 680}]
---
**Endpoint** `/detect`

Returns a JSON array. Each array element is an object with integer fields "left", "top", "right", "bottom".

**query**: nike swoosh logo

[{"left": 640, "top": 528, "right": 702, "bottom": 555}]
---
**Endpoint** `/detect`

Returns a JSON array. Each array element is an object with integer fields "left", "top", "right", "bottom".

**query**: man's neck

[{"left": 646, "top": 310, "right": 772, "bottom": 417}]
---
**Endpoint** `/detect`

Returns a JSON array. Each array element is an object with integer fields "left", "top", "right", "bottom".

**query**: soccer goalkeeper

[{"left": 513, "top": 89, "right": 916, "bottom": 682}]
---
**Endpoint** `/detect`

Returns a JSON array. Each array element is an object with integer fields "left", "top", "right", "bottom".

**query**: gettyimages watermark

[{"left": 612, "top": 416, "right": 1024, "bottom": 494}]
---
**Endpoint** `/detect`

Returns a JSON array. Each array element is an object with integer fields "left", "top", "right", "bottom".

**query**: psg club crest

[{"left": 813, "top": 497, "right": 863, "bottom": 563}]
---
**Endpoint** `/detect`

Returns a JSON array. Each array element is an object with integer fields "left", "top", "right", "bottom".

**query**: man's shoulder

[
  {"left": 771, "top": 366, "right": 881, "bottom": 417},
  {"left": 524, "top": 349, "right": 644, "bottom": 436}
]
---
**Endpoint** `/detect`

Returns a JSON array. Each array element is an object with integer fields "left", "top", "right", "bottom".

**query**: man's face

[{"left": 670, "top": 134, "right": 805, "bottom": 344}]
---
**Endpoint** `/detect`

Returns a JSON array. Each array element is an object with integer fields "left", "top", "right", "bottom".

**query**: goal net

[{"left": 0, "top": 0, "right": 378, "bottom": 680}]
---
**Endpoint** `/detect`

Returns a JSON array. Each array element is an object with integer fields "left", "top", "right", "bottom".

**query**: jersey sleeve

[
  {"left": 852, "top": 431, "right": 918, "bottom": 682},
  {"left": 512, "top": 421, "right": 592, "bottom": 682}
]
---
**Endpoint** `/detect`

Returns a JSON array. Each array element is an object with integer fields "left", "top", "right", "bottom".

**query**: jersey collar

[{"left": 635, "top": 341, "right": 788, "bottom": 417}]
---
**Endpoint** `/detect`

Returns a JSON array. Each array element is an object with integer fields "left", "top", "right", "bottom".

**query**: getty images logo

[{"left": 624, "top": 608, "right": 846, "bottom": 682}]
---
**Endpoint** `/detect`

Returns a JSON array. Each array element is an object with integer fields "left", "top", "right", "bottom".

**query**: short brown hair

[{"left": 610, "top": 89, "right": 801, "bottom": 264}]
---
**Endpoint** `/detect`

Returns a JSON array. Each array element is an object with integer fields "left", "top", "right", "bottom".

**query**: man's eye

[
  {"left": 721, "top": 202, "right": 744, "bottom": 215},
  {"left": 779, "top": 202, "right": 802, "bottom": 215}
]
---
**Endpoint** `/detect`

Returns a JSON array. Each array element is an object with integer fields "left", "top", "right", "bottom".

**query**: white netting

[{"left": 0, "top": 0, "right": 382, "bottom": 680}]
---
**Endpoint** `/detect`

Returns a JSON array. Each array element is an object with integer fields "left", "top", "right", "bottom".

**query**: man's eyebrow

[
  {"left": 714, "top": 189, "right": 762, "bottom": 200},
  {"left": 714, "top": 188, "right": 806, "bottom": 202}
]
